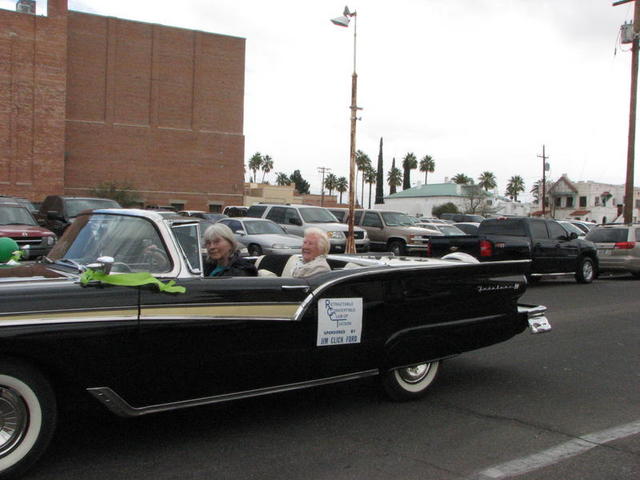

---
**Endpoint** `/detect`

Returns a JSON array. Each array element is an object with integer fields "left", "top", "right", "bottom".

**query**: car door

[
  {"left": 135, "top": 274, "right": 317, "bottom": 407},
  {"left": 547, "top": 220, "right": 578, "bottom": 272},
  {"left": 361, "top": 211, "right": 385, "bottom": 250},
  {"left": 528, "top": 219, "right": 555, "bottom": 273}
]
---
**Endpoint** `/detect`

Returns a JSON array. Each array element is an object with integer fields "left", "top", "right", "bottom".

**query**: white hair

[
  {"left": 203, "top": 223, "right": 240, "bottom": 253},
  {"left": 304, "top": 227, "right": 330, "bottom": 255}
]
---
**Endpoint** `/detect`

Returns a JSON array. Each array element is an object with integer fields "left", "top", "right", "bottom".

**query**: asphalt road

[{"left": 25, "top": 275, "right": 640, "bottom": 480}]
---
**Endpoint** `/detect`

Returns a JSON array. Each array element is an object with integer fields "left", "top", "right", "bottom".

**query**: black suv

[{"left": 39, "top": 196, "right": 121, "bottom": 237}]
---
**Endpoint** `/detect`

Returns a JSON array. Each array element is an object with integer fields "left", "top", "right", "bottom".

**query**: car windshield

[
  {"left": 381, "top": 212, "right": 413, "bottom": 226},
  {"left": 245, "top": 221, "right": 287, "bottom": 235},
  {"left": 585, "top": 228, "right": 628, "bottom": 243},
  {"left": 0, "top": 206, "right": 38, "bottom": 226},
  {"left": 560, "top": 222, "right": 584, "bottom": 236},
  {"left": 66, "top": 199, "right": 119, "bottom": 218},
  {"left": 48, "top": 213, "right": 171, "bottom": 273},
  {"left": 299, "top": 208, "right": 338, "bottom": 223}
]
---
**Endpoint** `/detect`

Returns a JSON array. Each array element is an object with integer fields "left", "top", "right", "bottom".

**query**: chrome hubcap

[
  {"left": 0, "top": 387, "right": 28, "bottom": 457},
  {"left": 583, "top": 261, "right": 593, "bottom": 280},
  {"left": 397, "top": 363, "right": 430, "bottom": 384}
]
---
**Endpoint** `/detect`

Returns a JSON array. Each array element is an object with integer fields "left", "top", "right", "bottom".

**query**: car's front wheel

[
  {"left": 0, "top": 361, "right": 57, "bottom": 479},
  {"left": 248, "top": 244, "right": 263, "bottom": 256},
  {"left": 575, "top": 256, "right": 595, "bottom": 284},
  {"left": 388, "top": 241, "right": 406, "bottom": 257},
  {"left": 382, "top": 361, "right": 441, "bottom": 401}
]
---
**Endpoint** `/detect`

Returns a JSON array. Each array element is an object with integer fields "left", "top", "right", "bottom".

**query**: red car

[{"left": 0, "top": 203, "right": 57, "bottom": 259}]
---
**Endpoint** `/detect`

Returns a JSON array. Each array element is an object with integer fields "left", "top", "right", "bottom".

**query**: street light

[{"left": 331, "top": 5, "right": 359, "bottom": 254}]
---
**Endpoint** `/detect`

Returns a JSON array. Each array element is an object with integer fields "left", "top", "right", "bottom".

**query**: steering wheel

[{"left": 142, "top": 244, "right": 170, "bottom": 272}]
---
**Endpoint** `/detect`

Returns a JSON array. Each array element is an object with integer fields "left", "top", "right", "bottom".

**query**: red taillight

[
  {"left": 479, "top": 239, "right": 493, "bottom": 257},
  {"left": 614, "top": 241, "right": 636, "bottom": 249}
]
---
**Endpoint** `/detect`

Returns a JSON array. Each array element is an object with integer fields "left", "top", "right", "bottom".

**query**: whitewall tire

[{"left": 382, "top": 361, "right": 441, "bottom": 401}]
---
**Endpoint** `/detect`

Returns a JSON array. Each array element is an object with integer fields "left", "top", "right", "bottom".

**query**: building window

[
  {"left": 555, "top": 197, "right": 562, "bottom": 207},
  {"left": 566, "top": 196, "right": 574, "bottom": 208},
  {"left": 208, "top": 204, "right": 222, "bottom": 213},
  {"left": 595, "top": 197, "right": 600, "bottom": 206},
  {"left": 170, "top": 202, "right": 185, "bottom": 211},
  {"left": 636, "top": 199, "right": 640, "bottom": 209},
  {"left": 579, "top": 196, "right": 587, "bottom": 207}
]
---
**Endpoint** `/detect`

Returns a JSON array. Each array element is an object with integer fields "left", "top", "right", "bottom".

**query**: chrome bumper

[{"left": 518, "top": 304, "right": 552, "bottom": 334}]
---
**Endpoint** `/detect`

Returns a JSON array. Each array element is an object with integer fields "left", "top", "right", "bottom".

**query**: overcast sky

[{"left": 3, "top": 0, "right": 638, "bottom": 200}]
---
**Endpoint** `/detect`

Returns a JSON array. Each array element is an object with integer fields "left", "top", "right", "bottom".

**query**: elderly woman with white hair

[
  {"left": 291, "top": 227, "right": 331, "bottom": 278},
  {"left": 203, "top": 223, "right": 257, "bottom": 277}
]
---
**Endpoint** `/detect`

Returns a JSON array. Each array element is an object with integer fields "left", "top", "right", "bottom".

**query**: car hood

[
  {"left": 0, "top": 263, "right": 65, "bottom": 280},
  {"left": 0, "top": 225, "right": 55, "bottom": 237},
  {"left": 244, "top": 234, "right": 302, "bottom": 246}
]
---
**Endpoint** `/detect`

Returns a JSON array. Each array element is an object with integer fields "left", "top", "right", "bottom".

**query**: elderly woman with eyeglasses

[{"left": 203, "top": 223, "right": 257, "bottom": 277}]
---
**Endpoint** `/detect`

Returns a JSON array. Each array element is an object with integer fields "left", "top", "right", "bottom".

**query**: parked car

[
  {"left": 0, "top": 203, "right": 57, "bottom": 259},
  {"left": 585, "top": 224, "right": 640, "bottom": 278},
  {"left": 222, "top": 206, "right": 248, "bottom": 217},
  {"left": 454, "top": 222, "right": 480, "bottom": 235},
  {"left": 218, "top": 217, "right": 302, "bottom": 256},
  {"left": 246, "top": 204, "right": 369, "bottom": 253},
  {"left": 39, "top": 196, "right": 121, "bottom": 237},
  {"left": 559, "top": 221, "right": 586, "bottom": 238},
  {"left": 178, "top": 210, "right": 228, "bottom": 222},
  {"left": 428, "top": 217, "right": 599, "bottom": 284},
  {"left": 415, "top": 222, "right": 466, "bottom": 236},
  {"left": 0, "top": 207, "right": 550, "bottom": 478},
  {"left": 568, "top": 220, "right": 597, "bottom": 234},
  {"left": 351, "top": 209, "right": 434, "bottom": 256},
  {"left": 440, "top": 213, "right": 486, "bottom": 223},
  {"left": 0, "top": 196, "right": 38, "bottom": 216}
]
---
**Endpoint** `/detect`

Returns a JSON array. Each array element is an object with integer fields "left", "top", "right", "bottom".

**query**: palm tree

[
  {"left": 248, "top": 152, "right": 263, "bottom": 183},
  {"left": 402, "top": 152, "right": 417, "bottom": 190},
  {"left": 506, "top": 175, "right": 525, "bottom": 201},
  {"left": 335, "top": 176, "right": 348, "bottom": 204},
  {"left": 356, "top": 150, "right": 371, "bottom": 207},
  {"left": 452, "top": 173, "right": 473, "bottom": 185},
  {"left": 260, "top": 155, "right": 274, "bottom": 183},
  {"left": 419, "top": 155, "right": 435, "bottom": 185},
  {"left": 364, "top": 166, "right": 377, "bottom": 209},
  {"left": 478, "top": 171, "right": 497, "bottom": 191},
  {"left": 275, "top": 172, "right": 291, "bottom": 186},
  {"left": 324, "top": 173, "right": 338, "bottom": 197},
  {"left": 387, "top": 158, "right": 402, "bottom": 195}
]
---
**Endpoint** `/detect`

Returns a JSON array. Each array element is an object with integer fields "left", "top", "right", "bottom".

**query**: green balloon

[{"left": 0, "top": 237, "right": 19, "bottom": 263}]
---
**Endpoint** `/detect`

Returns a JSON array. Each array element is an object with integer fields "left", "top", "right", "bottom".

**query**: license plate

[{"left": 528, "top": 315, "right": 551, "bottom": 334}]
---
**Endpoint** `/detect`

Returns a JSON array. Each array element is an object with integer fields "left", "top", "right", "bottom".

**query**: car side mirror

[
  {"left": 569, "top": 232, "right": 578, "bottom": 240},
  {"left": 237, "top": 231, "right": 246, "bottom": 236},
  {"left": 86, "top": 256, "right": 114, "bottom": 275}
]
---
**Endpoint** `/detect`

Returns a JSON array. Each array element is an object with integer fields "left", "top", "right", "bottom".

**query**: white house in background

[
  {"left": 377, "top": 183, "right": 530, "bottom": 218},
  {"left": 539, "top": 174, "right": 640, "bottom": 224}
]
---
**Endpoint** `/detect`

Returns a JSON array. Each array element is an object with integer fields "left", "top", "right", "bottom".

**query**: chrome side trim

[
  {"left": 87, "top": 369, "right": 380, "bottom": 418},
  {"left": 0, "top": 316, "right": 138, "bottom": 328}
]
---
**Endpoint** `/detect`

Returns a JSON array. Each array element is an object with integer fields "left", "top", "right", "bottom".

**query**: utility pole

[
  {"left": 537, "top": 145, "right": 549, "bottom": 217},
  {"left": 614, "top": 0, "right": 640, "bottom": 223},
  {"left": 317, "top": 166, "right": 331, "bottom": 206}
]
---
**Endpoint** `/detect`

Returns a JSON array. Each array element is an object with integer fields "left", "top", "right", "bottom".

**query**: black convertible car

[{"left": 0, "top": 209, "right": 550, "bottom": 478}]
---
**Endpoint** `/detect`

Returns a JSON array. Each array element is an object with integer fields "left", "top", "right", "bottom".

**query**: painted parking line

[{"left": 471, "top": 419, "right": 640, "bottom": 479}]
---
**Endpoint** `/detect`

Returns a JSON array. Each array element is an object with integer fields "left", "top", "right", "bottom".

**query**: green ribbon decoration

[
  {"left": 0, "top": 251, "right": 23, "bottom": 268},
  {"left": 79, "top": 268, "right": 186, "bottom": 294}
]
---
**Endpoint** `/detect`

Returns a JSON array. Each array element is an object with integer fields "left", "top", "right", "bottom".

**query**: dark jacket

[{"left": 204, "top": 251, "right": 257, "bottom": 277}]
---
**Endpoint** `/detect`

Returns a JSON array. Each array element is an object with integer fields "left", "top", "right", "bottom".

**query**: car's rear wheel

[
  {"left": 632, "top": 272, "right": 640, "bottom": 279},
  {"left": 575, "top": 256, "right": 595, "bottom": 284},
  {"left": 388, "top": 241, "right": 406, "bottom": 257},
  {"left": 0, "top": 361, "right": 57, "bottom": 479},
  {"left": 382, "top": 361, "right": 441, "bottom": 401},
  {"left": 248, "top": 244, "right": 263, "bottom": 256}
]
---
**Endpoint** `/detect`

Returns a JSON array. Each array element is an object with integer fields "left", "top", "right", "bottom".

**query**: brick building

[{"left": 1, "top": 0, "right": 245, "bottom": 211}]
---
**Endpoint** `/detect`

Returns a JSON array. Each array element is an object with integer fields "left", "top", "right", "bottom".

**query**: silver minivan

[
  {"left": 245, "top": 204, "right": 369, "bottom": 253},
  {"left": 586, "top": 225, "right": 640, "bottom": 278}
]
